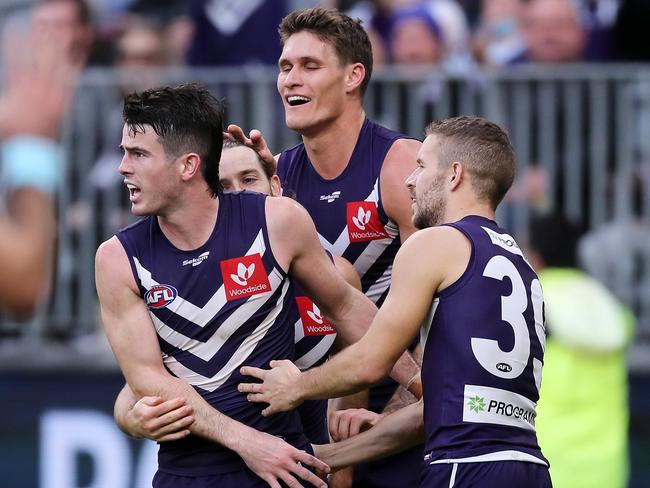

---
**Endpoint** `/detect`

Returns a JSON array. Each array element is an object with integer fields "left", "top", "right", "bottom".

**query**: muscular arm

[
  {"left": 97, "top": 237, "right": 328, "bottom": 487},
  {"left": 262, "top": 198, "right": 421, "bottom": 392},
  {"left": 241, "top": 227, "right": 470, "bottom": 414},
  {"left": 380, "top": 138, "right": 421, "bottom": 244},
  {"left": 315, "top": 399, "right": 425, "bottom": 470}
]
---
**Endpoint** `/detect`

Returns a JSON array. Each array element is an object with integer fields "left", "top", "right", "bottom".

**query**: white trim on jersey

[
  {"left": 164, "top": 278, "right": 292, "bottom": 392},
  {"left": 426, "top": 450, "right": 548, "bottom": 467},
  {"left": 294, "top": 333, "right": 337, "bottom": 371}
]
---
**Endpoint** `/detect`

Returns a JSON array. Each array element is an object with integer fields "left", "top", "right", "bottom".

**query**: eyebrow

[
  {"left": 278, "top": 55, "right": 322, "bottom": 67},
  {"left": 119, "top": 144, "right": 150, "bottom": 154}
]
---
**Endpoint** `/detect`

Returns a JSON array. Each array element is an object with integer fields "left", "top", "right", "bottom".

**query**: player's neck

[
  {"left": 446, "top": 200, "right": 495, "bottom": 224},
  {"left": 302, "top": 109, "right": 365, "bottom": 180},
  {"left": 157, "top": 191, "right": 219, "bottom": 251}
]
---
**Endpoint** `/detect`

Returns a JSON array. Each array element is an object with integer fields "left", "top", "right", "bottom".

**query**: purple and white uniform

[
  {"left": 278, "top": 118, "right": 422, "bottom": 487},
  {"left": 117, "top": 192, "right": 308, "bottom": 481},
  {"left": 420, "top": 216, "right": 549, "bottom": 486},
  {"left": 293, "top": 282, "right": 337, "bottom": 444},
  {"left": 278, "top": 118, "right": 408, "bottom": 306}
]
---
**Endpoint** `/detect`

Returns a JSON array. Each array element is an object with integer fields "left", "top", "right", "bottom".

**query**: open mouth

[
  {"left": 286, "top": 95, "right": 311, "bottom": 107},
  {"left": 126, "top": 183, "right": 141, "bottom": 199}
]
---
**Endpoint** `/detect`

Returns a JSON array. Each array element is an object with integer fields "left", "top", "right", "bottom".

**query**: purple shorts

[
  {"left": 420, "top": 461, "right": 552, "bottom": 488},
  {"left": 153, "top": 469, "right": 318, "bottom": 488}
]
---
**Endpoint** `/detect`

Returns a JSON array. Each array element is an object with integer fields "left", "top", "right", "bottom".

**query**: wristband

[
  {"left": 2, "top": 135, "right": 63, "bottom": 194},
  {"left": 406, "top": 374, "right": 423, "bottom": 399}
]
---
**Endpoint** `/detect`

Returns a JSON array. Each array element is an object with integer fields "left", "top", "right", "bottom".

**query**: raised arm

[{"left": 96, "top": 236, "right": 328, "bottom": 488}]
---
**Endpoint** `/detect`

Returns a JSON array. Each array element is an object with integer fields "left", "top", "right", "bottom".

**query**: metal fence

[{"left": 2, "top": 65, "right": 650, "bottom": 370}]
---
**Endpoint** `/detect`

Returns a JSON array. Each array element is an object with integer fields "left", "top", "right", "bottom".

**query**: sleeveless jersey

[
  {"left": 277, "top": 118, "right": 411, "bottom": 305},
  {"left": 421, "top": 216, "right": 548, "bottom": 466},
  {"left": 292, "top": 251, "right": 337, "bottom": 443},
  {"left": 116, "top": 192, "right": 307, "bottom": 476}
]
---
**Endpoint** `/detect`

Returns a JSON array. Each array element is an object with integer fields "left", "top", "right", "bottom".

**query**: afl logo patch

[{"left": 145, "top": 285, "right": 177, "bottom": 309}]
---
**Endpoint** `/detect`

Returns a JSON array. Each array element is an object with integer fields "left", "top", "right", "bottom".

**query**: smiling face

[
  {"left": 406, "top": 134, "right": 448, "bottom": 229},
  {"left": 219, "top": 145, "right": 280, "bottom": 196},
  {"left": 118, "top": 123, "right": 181, "bottom": 216},
  {"left": 277, "top": 31, "right": 355, "bottom": 136}
]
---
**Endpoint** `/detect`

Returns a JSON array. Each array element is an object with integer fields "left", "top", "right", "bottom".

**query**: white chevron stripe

[
  {"left": 352, "top": 219, "right": 399, "bottom": 279},
  {"left": 154, "top": 268, "right": 283, "bottom": 361},
  {"left": 164, "top": 278, "right": 292, "bottom": 392},
  {"left": 294, "top": 317, "right": 304, "bottom": 342},
  {"left": 317, "top": 180, "right": 381, "bottom": 257},
  {"left": 363, "top": 265, "right": 393, "bottom": 304},
  {"left": 295, "top": 333, "right": 337, "bottom": 371},
  {"left": 133, "top": 230, "right": 267, "bottom": 328}
]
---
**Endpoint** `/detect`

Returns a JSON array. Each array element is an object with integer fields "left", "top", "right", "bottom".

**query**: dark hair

[
  {"left": 279, "top": 8, "right": 373, "bottom": 97},
  {"left": 222, "top": 140, "right": 276, "bottom": 179},
  {"left": 123, "top": 83, "right": 224, "bottom": 197},
  {"left": 425, "top": 116, "right": 516, "bottom": 209},
  {"left": 529, "top": 213, "right": 584, "bottom": 267}
]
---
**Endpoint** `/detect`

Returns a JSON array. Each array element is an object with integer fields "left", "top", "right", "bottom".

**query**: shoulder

[
  {"left": 265, "top": 196, "right": 314, "bottom": 234},
  {"left": 383, "top": 138, "right": 421, "bottom": 165},
  {"left": 394, "top": 226, "right": 471, "bottom": 290},
  {"left": 95, "top": 236, "right": 135, "bottom": 290}
]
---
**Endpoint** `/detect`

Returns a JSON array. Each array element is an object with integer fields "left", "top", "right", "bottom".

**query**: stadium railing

[{"left": 1, "top": 64, "right": 649, "bottom": 371}]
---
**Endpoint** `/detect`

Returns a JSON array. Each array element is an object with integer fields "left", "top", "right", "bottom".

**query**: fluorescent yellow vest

[{"left": 536, "top": 268, "right": 633, "bottom": 488}]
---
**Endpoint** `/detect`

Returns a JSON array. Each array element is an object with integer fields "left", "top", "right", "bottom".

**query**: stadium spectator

[
  {"left": 186, "top": 0, "right": 288, "bottom": 66},
  {"left": 389, "top": 4, "right": 445, "bottom": 65},
  {"left": 520, "top": 0, "right": 587, "bottom": 63},
  {"left": 528, "top": 213, "right": 632, "bottom": 488},
  {"left": 0, "top": 10, "right": 78, "bottom": 316},
  {"left": 471, "top": 0, "right": 526, "bottom": 66}
]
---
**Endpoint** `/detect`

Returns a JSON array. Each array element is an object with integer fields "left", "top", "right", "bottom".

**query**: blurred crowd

[{"left": 1, "top": 0, "right": 649, "bottom": 79}]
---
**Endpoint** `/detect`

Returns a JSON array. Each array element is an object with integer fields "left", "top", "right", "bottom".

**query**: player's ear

[
  {"left": 179, "top": 153, "right": 201, "bottom": 181},
  {"left": 269, "top": 175, "right": 281, "bottom": 197},
  {"left": 449, "top": 162, "right": 463, "bottom": 190},
  {"left": 345, "top": 62, "right": 365, "bottom": 95}
]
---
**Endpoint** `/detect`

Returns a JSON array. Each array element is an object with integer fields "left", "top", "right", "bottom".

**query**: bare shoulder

[
  {"left": 396, "top": 226, "right": 471, "bottom": 291},
  {"left": 382, "top": 139, "right": 422, "bottom": 172},
  {"left": 95, "top": 236, "right": 135, "bottom": 291},
  {"left": 265, "top": 195, "right": 313, "bottom": 232}
]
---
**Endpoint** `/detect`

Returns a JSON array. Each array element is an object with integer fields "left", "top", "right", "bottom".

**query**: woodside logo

[
  {"left": 295, "top": 296, "right": 335, "bottom": 336},
  {"left": 346, "top": 201, "right": 389, "bottom": 243},
  {"left": 220, "top": 254, "right": 271, "bottom": 302}
]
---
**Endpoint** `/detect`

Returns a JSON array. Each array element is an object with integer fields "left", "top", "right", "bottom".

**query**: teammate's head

[
  {"left": 219, "top": 140, "right": 281, "bottom": 196},
  {"left": 122, "top": 83, "right": 224, "bottom": 199},
  {"left": 279, "top": 8, "right": 373, "bottom": 96},
  {"left": 407, "top": 116, "right": 515, "bottom": 229}
]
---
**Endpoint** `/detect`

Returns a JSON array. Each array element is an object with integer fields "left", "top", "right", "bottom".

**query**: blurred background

[{"left": 0, "top": 0, "right": 648, "bottom": 486}]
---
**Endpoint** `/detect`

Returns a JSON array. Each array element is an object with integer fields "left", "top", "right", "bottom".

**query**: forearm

[
  {"left": 0, "top": 189, "right": 55, "bottom": 314},
  {"left": 128, "top": 368, "right": 254, "bottom": 453},
  {"left": 316, "top": 400, "right": 425, "bottom": 470}
]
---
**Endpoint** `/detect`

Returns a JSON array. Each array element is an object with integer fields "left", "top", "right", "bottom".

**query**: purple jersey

[
  {"left": 117, "top": 192, "right": 307, "bottom": 476},
  {"left": 292, "top": 251, "right": 337, "bottom": 444},
  {"left": 421, "top": 216, "right": 548, "bottom": 466},
  {"left": 279, "top": 118, "right": 423, "bottom": 487},
  {"left": 278, "top": 118, "right": 413, "bottom": 305}
]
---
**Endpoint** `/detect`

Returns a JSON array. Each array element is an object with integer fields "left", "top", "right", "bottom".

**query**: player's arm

[
  {"left": 114, "top": 383, "right": 194, "bottom": 442},
  {"left": 258, "top": 198, "right": 420, "bottom": 392},
  {"left": 96, "top": 237, "right": 329, "bottom": 488},
  {"left": 314, "top": 399, "right": 425, "bottom": 470},
  {"left": 380, "top": 138, "right": 421, "bottom": 243},
  {"left": 240, "top": 226, "right": 463, "bottom": 415}
]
